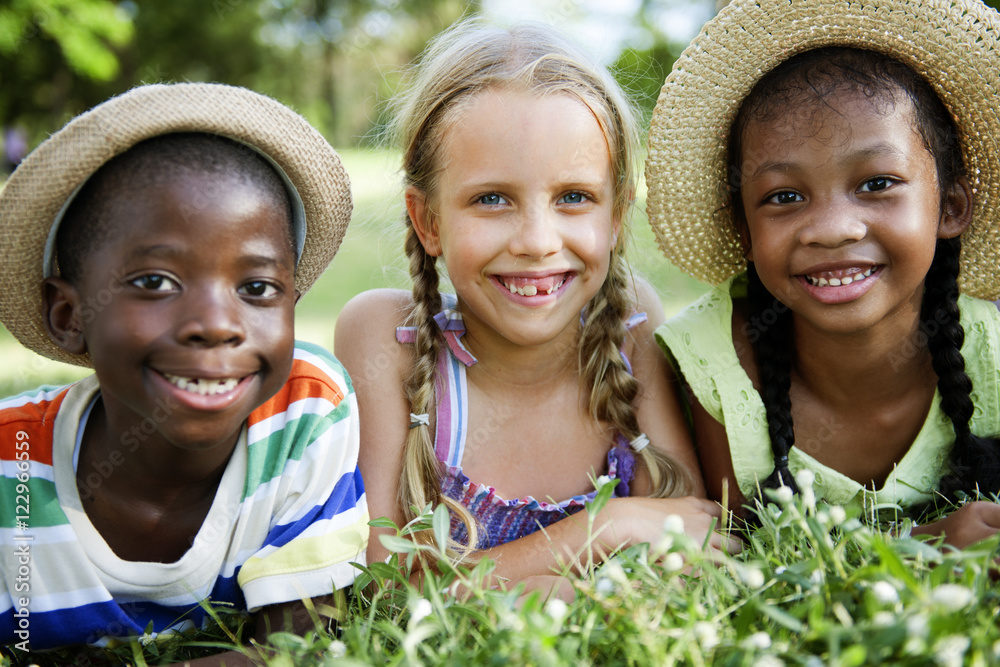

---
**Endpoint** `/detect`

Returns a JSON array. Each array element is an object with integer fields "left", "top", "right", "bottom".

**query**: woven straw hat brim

[
  {"left": 0, "top": 83, "right": 352, "bottom": 367},
  {"left": 646, "top": 0, "right": 1000, "bottom": 299}
]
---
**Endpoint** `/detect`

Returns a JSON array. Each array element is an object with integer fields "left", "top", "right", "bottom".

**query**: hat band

[{"left": 42, "top": 136, "right": 307, "bottom": 279}]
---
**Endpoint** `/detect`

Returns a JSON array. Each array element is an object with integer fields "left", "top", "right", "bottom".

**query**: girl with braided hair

[
  {"left": 336, "top": 19, "right": 734, "bottom": 588},
  {"left": 650, "top": 0, "right": 1000, "bottom": 547}
]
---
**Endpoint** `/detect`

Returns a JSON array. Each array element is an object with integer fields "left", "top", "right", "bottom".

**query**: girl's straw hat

[
  {"left": 0, "top": 83, "right": 352, "bottom": 366},
  {"left": 646, "top": 0, "right": 1000, "bottom": 300}
]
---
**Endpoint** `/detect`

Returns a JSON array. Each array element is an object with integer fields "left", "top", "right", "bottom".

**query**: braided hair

[
  {"left": 729, "top": 47, "right": 1000, "bottom": 510},
  {"left": 389, "top": 20, "right": 692, "bottom": 557}
]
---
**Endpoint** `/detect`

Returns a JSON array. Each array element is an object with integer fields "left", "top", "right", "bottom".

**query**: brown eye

[
  {"left": 130, "top": 275, "right": 178, "bottom": 291},
  {"left": 767, "top": 191, "right": 802, "bottom": 205},
  {"left": 860, "top": 177, "right": 891, "bottom": 192},
  {"left": 239, "top": 281, "right": 278, "bottom": 297}
]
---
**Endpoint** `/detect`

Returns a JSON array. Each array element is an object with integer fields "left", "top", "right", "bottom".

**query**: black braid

[
  {"left": 924, "top": 238, "right": 1000, "bottom": 499},
  {"left": 746, "top": 264, "right": 800, "bottom": 498}
]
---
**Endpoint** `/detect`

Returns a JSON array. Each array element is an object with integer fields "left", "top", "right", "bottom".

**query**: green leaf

[
  {"left": 369, "top": 516, "right": 401, "bottom": 529},
  {"left": 432, "top": 503, "right": 450, "bottom": 554},
  {"left": 754, "top": 599, "right": 805, "bottom": 633},
  {"left": 379, "top": 534, "right": 416, "bottom": 554}
]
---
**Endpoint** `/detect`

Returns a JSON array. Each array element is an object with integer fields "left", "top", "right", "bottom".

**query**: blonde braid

[
  {"left": 400, "top": 223, "right": 481, "bottom": 558},
  {"left": 579, "top": 247, "right": 691, "bottom": 498}
]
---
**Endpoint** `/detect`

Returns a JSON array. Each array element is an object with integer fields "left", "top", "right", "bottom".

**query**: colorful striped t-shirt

[{"left": 0, "top": 341, "right": 368, "bottom": 651}]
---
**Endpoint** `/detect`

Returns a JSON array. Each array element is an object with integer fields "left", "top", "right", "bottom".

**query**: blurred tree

[
  {"left": 0, "top": 0, "right": 478, "bottom": 153},
  {"left": 0, "top": 0, "right": 132, "bottom": 142}
]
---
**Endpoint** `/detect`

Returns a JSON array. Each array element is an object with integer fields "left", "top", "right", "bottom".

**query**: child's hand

[
  {"left": 912, "top": 501, "right": 1000, "bottom": 549},
  {"left": 601, "top": 496, "right": 743, "bottom": 554}
]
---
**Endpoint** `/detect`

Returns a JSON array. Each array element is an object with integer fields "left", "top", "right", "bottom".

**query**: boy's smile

[{"left": 64, "top": 171, "right": 296, "bottom": 458}]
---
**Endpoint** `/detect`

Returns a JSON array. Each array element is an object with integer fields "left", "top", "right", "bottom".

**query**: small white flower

[
  {"left": 663, "top": 552, "right": 685, "bottom": 573},
  {"left": 872, "top": 611, "right": 896, "bottom": 627},
  {"left": 828, "top": 505, "right": 846, "bottom": 526},
  {"left": 694, "top": 621, "right": 719, "bottom": 650},
  {"left": 595, "top": 576, "right": 615, "bottom": 596},
  {"left": 545, "top": 598, "right": 568, "bottom": 621},
  {"left": 906, "top": 613, "right": 929, "bottom": 637},
  {"left": 774, "top": 485, "right": 794, "bottom": 504},
  {"left": 409, "top": 598, "right": 433, "bottom": 626},
  {"left": 743, "top": 631, "right": 772, "bottom": 650},
  {"left": 498, "top": 611, "right": 526, "bottom": 632},
  {"left": 930, "top": 584, "right": 974, "bottom": 611},
  {"left": 774, "top": 566, "right": 786, "bottom": 575},
  {"left": 803, "top": 658, "right": 825, "bottom": 667},
  {"left": 663, "top": 514, "right": 685, "bottom": 534},
  {"left": 871, "top": 581, "right": 899, "bottom": 605},
  {"left": 800, "top": 487, "right": 816, "bottom": 511},
  {"left": 602, "top": 558, "right": 629, "bottom": 584},
  {"left": 595, "top": 475, "right": 612, "bottom": 490},
  {"left": 794, "top": 469, "right": 815, "bottom": 490},
  {"left": 739, "top": 566, "right": 765, "bottom": 589},
  {"left": 327, "top": 640, "right": 347, "bottom": 658},
  {"left": 934, "top": 635, "right": 971, "bottom": 667},
  {"left": 752, "top": 656, "right": 784, "bottom": 667},
  {"left": 138, "top": 632, "right": 155, "bottom": 647},
  {"left": 655, "top": 533, "right": 675, "bottom": 553}
]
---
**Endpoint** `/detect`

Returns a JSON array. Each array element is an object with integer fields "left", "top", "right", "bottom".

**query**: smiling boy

[{"left": 0, "top": 84, "right": 366, "bottom": 663}]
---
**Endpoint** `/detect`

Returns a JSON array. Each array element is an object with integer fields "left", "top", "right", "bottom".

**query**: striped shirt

[{"left": 0, "top": 341, "right": 368, "bottom": 650}]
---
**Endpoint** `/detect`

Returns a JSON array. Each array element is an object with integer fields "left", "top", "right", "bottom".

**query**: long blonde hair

[{"left": 389, "top": 18, "right": 691, "bottom": 557}]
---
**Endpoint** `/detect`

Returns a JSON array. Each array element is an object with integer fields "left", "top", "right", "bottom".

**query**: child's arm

[
  {"left": 626, "top": 276, "right": 706, "bottom": 497},
  {"left": 910, "top": 501, "right": 1000, "bottom": 549},
  {"left": 336, "top": 289, "right": 738, "bottom": 587}
]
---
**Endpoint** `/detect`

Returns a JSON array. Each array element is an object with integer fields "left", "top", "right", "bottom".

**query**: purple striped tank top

[{"left": 397, "top": 295, "right": 642, "bottom": 549}]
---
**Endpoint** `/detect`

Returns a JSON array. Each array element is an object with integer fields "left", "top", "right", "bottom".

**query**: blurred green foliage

[{"left": 0, "top": 0, "right": 690, "bottom": 151}]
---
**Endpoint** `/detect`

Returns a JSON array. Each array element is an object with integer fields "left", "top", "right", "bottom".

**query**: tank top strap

[
  {"left": 395, "top": 295, "right": 474, "bottom": 467},
  {"left": 618, "top": 311, "right": 647, "bottom": 375}
]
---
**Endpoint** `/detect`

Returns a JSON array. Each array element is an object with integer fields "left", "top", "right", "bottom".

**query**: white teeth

[
  {"left": 806, "top": 267, "right": 876, "bottom": 287},
  {"left": 502, "top": 279, "right": 563, "bottom": 296},
  {"left": 163, "top": 374, "right": 239, "bottom": 396}
]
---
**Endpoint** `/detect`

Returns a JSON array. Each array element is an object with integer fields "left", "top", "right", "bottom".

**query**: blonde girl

[
  {"left": 649, "top": 0, "right": 1000, "bottom": 546},
  {"left": 336, "top": 19, "right": 732, "bottom": 585}
]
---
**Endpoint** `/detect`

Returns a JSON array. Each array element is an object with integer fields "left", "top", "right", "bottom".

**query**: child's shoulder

[
  {"left": 339, "top": 288, "right": 414, "bottom": 326},
  {"left": 334, "top": 288, "right": 415, "bottom": 381}
]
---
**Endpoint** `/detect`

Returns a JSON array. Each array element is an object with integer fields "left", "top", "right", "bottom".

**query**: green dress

[{"left": 656, "top": 274, "right": 1000, "bottom": 509}]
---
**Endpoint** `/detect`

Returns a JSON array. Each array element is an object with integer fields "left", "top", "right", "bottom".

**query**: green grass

[
  {"left": 6, "top": 483, "right": 999, "bottom": 666},
  {"left": 0, "top": 147, "right": 710, "bottom": 396}
]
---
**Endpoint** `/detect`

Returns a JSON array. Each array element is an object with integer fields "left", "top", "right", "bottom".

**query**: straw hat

[
  {"left": 0, "top": 83, "right": 352, "bottom": 366},
  {"left": 646, "top": 0, "right": 1000, "bottom": 299}
]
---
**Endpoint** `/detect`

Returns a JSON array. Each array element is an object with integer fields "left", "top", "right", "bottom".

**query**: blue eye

[
  {"left": 478, "top": 193, "right": 508, "bottom": 206},
  {"left": 130, "top": 274, "right": 178, "bottom": 291},
  {"left": 559, "top": 192, "right": 587, "bottom": 204},
  {"left": 767, "top": 191, "right": 803, "bottom": 205},
  {"left": 860, "top": 177, "right": 892, "bottom": 192},
  {"left": 239, "top": 281, "right": 278, "bottom": 297}
]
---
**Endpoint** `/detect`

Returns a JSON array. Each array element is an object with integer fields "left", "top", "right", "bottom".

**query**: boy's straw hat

[
  {"left": 0, "top": 83, "right": 352, "bottom": 366},
  {"left": 646, "top": 0, "right": 1000, "bottom": 300}
]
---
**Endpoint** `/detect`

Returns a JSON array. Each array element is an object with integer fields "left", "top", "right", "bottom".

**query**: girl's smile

[
  {"left": 410, "top": 88, "right": 617, "bottom": 351},
  {"left": 739, "top": 89, "right": 951, "bottom": 336}
]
